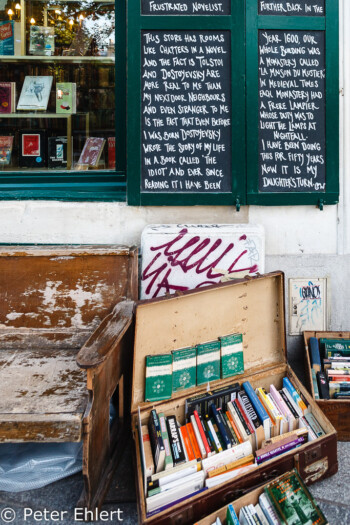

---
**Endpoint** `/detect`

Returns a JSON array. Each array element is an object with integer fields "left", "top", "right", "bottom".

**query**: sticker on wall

[
  {"left": 140, "top": 224, "right": 265, "bottom": 299},
  {"left": 289, "top": 278, "right": 329, "bottom": 335}
]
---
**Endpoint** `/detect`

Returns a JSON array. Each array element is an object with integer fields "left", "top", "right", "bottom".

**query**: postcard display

[
  {"left": 131, "top": 272, "right": 338, "bottom": 525},
  {"left": 304, "top": 331, "right": 350, "bottom": 441},
  {"left": 0, "top": 0, "right": 115, "bottom": 171}
]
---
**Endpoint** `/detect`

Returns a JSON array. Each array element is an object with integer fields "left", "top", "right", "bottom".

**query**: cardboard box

[{"left": 132, "top": 273, "right": 337, "bottom": 525}]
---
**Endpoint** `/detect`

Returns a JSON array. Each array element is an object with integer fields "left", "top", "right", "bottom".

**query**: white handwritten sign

[
  {"left": 289, "top": 277, "right": 328, "bottom": 335},
  {"left": 141, "top": 224, "right": 265, "bottom": 299}
]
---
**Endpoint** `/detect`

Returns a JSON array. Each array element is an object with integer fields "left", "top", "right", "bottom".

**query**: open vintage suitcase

[
  {"left": 131, "top": 272, "right": 337, "bottom": 525},
  {"left": 304, "top": 331, "right": 350, "bottom": 441}
]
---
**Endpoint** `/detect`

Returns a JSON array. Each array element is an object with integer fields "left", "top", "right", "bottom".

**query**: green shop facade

[{"left": 0, "top": 0, "right": 339, "bottom": 208}]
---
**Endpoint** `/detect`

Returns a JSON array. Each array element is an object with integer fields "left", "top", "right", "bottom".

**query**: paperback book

[
  {"left": 29, "top": 26, "right": 55, "bottom": 56},
  {"left": 48, "top": 137, "right": 68, "bottom": 169},
  {"left": 56, "top": 83, "right": 76, "bottom": 114},
  {"left": 17, "top": 76, "right": 53, "bottom": 111},
  {"left": 19, "top": 130, "right": 47, "bottom": 168},
  {"left": 265, "top": 469, "right": 328, "bottom": 525},
  {"left": 0, "top": 21, "right": 14, "bottom": 55},
  {"left": 0, "top": 136, "right": 14, "bottom": 166},
  {"left": 77, "top": 137, "right": 105, "bottom": 168},
  {"left": 0, "top": 82, "right": 15, "bottom": 114}
]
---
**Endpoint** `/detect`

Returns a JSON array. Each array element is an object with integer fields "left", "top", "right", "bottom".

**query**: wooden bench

[{"left": 0, "top": 245, "right": 138, "bottom": 510}]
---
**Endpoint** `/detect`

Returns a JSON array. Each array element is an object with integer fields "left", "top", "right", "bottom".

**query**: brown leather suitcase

[
  {"left": 131, "top": 273, "right": 338, "bottom": 525},
  {"left": 304, "top": 330, "right": 350, "bottom": 441}
]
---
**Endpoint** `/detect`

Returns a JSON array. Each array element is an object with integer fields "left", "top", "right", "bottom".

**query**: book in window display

[
  {"left": 0, "top": 136, "right": 14, "bottom": 166},
  {"left": 29, "top": 26, "right": 55, "bottom": 56},
  {"left": 56, "top": 83, "right": 76, "bottom": 114},
  {"left": 77, "top": 137, "right": 105, "bottom": 168},
  {"left": 0, "top": 82, "right": 15, "bottom": 114},
  {"left": 48, "top": 137, "right": 67, "bottom": 169},
  {"left": 17, "top": 77, "right": 53, "bottom": 111},
  {"left": 0, "top": 21, "right": 14, "bottom": 55},
  {"left": 19, "top": 130, "right": 47, "bottom": 168}
]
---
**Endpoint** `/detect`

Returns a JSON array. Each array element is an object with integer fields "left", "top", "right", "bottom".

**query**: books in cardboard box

[
  {"left": 56, "top": 83, "right": 76, "bottom": 114},
  {"left": 29, "top": 26, "right": 55, "bottom": 56},
  {"left": 0, "top": 136, "right": 14, "bottom": 166},
  {"left": 17, "top": 76, "right": 53, "bottom": 111},
  {"left": 77, "top": 137, "right": 105, "bottom": 168}
]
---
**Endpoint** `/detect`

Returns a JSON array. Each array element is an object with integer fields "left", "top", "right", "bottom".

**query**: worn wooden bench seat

[{"left": 0, "top": 245, "right": 137, "bottom": 510}]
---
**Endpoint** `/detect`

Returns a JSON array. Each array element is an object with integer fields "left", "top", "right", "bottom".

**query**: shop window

[{"left": 0, "top": 0, "right": 126, "bottom": 200}]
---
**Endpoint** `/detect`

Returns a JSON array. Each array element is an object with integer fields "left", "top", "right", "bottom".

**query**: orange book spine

[
  {"left": 186, "top": 422, "right": 202, "bottom": 459},
  {"left": 226, "top": 410, "right": 243, "bottom": 443},
  {"left": 180, "top": 425, "right": 195, "bottom": 461}
]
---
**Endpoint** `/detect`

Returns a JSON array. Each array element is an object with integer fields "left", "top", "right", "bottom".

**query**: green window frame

[
  {"left": 246, "top": 0, "right": 339, "bottom": 207},
  {"left": 127, "top": 0, "right": 246, "bottom": 206},
  {"left": 0, "top": 0, "right": 127, "bottom": 201}
]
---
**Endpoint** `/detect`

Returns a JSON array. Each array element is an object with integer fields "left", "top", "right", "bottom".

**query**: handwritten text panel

[
  {"left": 141, "top": 31, "right": 232, "bottom": 194},
  {"left": 259, "top": 0, "right": 324, "bottom": 16},
  {"left": 258, "top": 30, "right": 325, "bottom": 193}
]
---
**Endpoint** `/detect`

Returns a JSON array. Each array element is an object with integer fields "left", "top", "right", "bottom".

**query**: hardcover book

[
  {"left": 17, "top": 76, "right": 53, "bottom": 111},
  {"left": 48, "top": 137, "right": 67, "bottom": 169},
  {"left": 29, "top": 26, "right": 55, "bottom": 56},
  {"left": 0, "top": 136, "right": 14, "bottom": 166},
  {"left": 0, "top": 21, "right": 14, "bottom": 55},
  {"left": 158, "top": 413, "right": 173, "bottom": 470},
  {"left": 56, "top": 83, "right": 76, "bottom": 114},
  {"left": 19, "top": 130, "right": 47, "bottom": 168},
  {"left": 77, "top": 137, "right": 106, "bottom": 168},
  {"left": 108, "top": 137, "right": 116, "bottom": 169},
  {"left": 265, "top": 469, "right": 328, "bottom": 525},
  {"left": 0, "top": 82, "right": 15, "bottom": 114}
]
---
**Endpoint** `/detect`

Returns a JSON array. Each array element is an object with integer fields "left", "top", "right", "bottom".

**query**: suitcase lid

[{"left": 132, "top": 271, "right": 286, "bottom": 413}]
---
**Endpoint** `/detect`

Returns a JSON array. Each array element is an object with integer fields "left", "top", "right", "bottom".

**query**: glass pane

[{"left": 0, "top": 0, "right": 115, "bottom": 171}]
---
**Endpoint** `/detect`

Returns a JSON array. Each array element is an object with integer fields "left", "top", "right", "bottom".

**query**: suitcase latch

[{"left": 304, "top": 445, "right": 322, "bottom": 464}]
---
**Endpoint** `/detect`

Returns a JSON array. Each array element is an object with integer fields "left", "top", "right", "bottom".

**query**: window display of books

[
  {"left": 139, "top": 376, "right": 326, "bottom": 518},
  {"left": 0, "top": 0, "right": 116, "bottom": 172}
]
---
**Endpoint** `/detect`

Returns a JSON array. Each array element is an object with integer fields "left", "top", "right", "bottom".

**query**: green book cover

[
  {"left": 220, "top": 333, "right": 244, "bottom": 379},
  {"left": 325, "top": 340, "right": 350, "bottom": 358},
  {"left": 172, "top": 347, "right": 196, "bottom": 392},
  {"left": 265, "top": 469, "right": 328, "bottom": 525},
  {"left": 56, "top": 82, "right": 76, "bottom": 114},
  {"left": 145, "top": 354, "right": 172, "bottom": 402},
  {"left": 196, "top": 340, "right": 220, "bottom": 385},
  {"left": 320, "top": 338, "right": 350, "bottom": 357}
]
